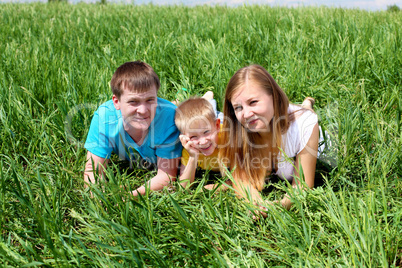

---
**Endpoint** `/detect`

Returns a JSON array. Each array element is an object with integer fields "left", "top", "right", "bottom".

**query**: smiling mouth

[
  {"left": 199, "top": 144, "right": 212, "bottom": 151},
  {"left": 132, "top": 117, "right": 149, "bottom": 122},
  {"left": 246, "top": 118, "right": 259, "bottom": 126}
]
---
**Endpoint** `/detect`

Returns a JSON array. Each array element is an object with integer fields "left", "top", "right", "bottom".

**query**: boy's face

[
  {"left": 112, "top": 85, "right": 158, "bottom": 134},
  {"left": 184, "top": 118, "right": 220, "bottom": 156}
]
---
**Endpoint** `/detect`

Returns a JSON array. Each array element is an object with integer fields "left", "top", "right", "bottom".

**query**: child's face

[{"left": 184, "top": 118, "right": 220, "bottom": 156}]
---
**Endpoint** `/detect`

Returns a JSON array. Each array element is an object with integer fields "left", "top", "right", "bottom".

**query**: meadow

[{"left": 0, "top": 3, "right": 401, "bottom": 267}]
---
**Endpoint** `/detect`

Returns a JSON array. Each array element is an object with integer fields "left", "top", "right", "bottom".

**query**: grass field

[{"left": 0, "top": 3, "right": 401, "bottom": 267}]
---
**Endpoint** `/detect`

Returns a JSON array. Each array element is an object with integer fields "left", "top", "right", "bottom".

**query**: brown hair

[
  {"left": 110, "top": 61, "right": 160, "bottom": 99},
  {"left": 219, "top": 64, "right": 292, "bottom": 191},
  {"left": 175, "top": 97, "right": 216, "bottom": 133}
]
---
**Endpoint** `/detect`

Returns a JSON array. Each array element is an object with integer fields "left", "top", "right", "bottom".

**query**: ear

[
  {"left": 215, "top": 118, "right": 221, "bottom": 132},
  {"left": 112, "top": 95, "right": 121, "bottom": 110}
]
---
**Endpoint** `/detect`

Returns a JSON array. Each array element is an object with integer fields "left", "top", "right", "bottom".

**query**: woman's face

[{"left": 231, "top": 81, "right": 274, "bottom": 133}]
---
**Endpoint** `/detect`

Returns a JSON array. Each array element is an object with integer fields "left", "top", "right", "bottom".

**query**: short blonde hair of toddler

[{"left": 175, "top": 97, "right": 216, "bottom": 133}]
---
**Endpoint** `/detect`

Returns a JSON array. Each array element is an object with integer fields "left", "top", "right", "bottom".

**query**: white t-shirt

[{"left": 274, "top": 105, "right": 318, "bottom": 181}]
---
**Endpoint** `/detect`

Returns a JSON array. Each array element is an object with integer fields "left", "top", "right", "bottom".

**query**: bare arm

[
  {"left": 281, "top": 123, "right": 319, "bottom": 209},
  {"left": 232, "top": 177, "right": 263, "bottom": 204},
  {"left": 178, "top": 161, "right": 197, "bottom": 189},
  {"left": 132, "top": 157, "right": 180, "bottom": 196},
  {"left": 84, "top": 151, "right": 109, "bottom": 187},
  {"left": 177, "top": 135, "right": 199, "bottom": 189},
  {"left": 230, "top": 177, "right": 270, "bottom": 218}
]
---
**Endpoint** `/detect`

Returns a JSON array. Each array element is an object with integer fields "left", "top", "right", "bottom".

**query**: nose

[
  {"left": 242, "top": 106, "right": 253, "bottom": 120},
  {"left": 136, "top": 103, "right": 148, "bottom": 115},
  {"left": 199, "top": 136, "right": 208, "bottom": 145}
]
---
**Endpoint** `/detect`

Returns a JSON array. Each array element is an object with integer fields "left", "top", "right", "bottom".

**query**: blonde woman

[{"left": 219, "top": 64, "right": 319, "bottom": 212}]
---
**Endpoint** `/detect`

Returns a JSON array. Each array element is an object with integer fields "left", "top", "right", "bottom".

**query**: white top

[{"left": 274, "top": 104, "right": 318, "bottom": 181}]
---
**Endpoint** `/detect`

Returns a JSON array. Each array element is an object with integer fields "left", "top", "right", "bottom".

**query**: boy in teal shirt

[{"left": 84, "top": 61, "right": 182, "bottom": 196}]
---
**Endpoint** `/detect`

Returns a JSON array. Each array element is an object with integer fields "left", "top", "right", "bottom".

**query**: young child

[
  {"left": 84, "top": 61, "right": 182, "bottom": 196},
  {"left": 174, "top": 94, "right": 224, "bottom": 188}
]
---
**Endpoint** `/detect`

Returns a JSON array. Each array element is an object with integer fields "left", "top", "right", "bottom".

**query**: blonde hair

[
  {"left": 219, "top": 64, "right": 292, "bottom": 191},
  {"left": 175, "top": 97, "right": 216, "bottom": 133}
]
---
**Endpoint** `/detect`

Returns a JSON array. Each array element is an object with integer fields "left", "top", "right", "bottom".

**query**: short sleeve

[
  {"left": 154, "top": 124, "right": 182, "bottom": 160},
  {"left": 84, "top": 109, "right": 114, "bottom": 159}
]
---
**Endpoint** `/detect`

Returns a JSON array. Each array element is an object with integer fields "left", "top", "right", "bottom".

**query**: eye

[
  {"left": 189, "top": 136, "right": 197, "bottom": 141},
  {"left": 147, "top": 98, "right": 156, "bottom": 103},
  {"left": 233, "top": 106, "right": 242, "bottom": 112},
  {"left": 203, "top": 130, "right": 210, "bottom": 135},
  {"left": 250, "top": 100, "right": 258, "bottom": 105}
]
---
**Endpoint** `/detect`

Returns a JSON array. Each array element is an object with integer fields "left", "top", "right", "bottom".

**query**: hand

[
  {"left": 204, "top": 184, "right": 216, "bottom": 191},
  {"left": 252, "top": 202, "right": 275, "bottom": 220},
  {"left": 252, "top": 205, "right": 268, "bottom": 220},
  {"left": 180, "top": 135, "right": 200, "bottom": 158},
  {"left": 204, "top": 181, "right": 230, "bottom": 193}
]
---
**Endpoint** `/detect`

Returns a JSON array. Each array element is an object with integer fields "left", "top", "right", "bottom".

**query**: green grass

[{"left": 0, "top": 3, "right": 401, "bottom": 267}]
